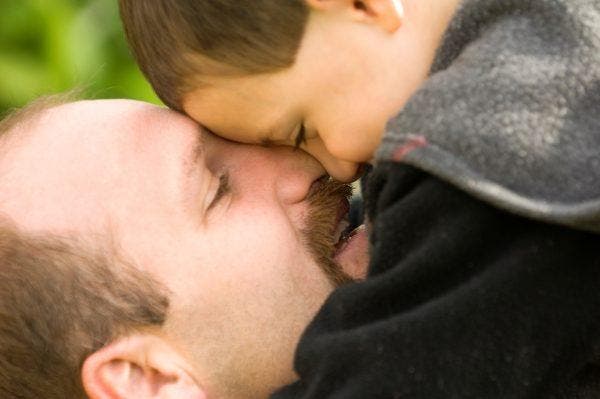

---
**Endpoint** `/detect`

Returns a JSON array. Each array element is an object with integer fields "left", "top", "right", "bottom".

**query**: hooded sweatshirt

[{"left": 272, "top": 1, "right": 600, "bottom": 398}]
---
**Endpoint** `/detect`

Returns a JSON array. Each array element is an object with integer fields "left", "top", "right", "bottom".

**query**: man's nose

[{"left": 236, "top": 145, "right": 328, "bottom": 205}]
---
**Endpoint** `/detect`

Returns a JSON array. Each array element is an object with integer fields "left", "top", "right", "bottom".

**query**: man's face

[{"left": 0, "top": 100, "right": 368, "bottom": 398}]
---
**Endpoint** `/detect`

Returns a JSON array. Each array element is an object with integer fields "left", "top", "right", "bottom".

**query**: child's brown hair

[{"left": 119, "top": 1, "right": 309, "bottom": 111}]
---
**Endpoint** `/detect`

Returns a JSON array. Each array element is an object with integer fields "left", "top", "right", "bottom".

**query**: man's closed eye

[{"left": 208, "top": 173, "right": 230, "bottom": 211}]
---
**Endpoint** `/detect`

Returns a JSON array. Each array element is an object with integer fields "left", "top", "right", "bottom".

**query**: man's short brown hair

[
  {"left": 118, "top": 0, "right": 309, "bottom": 110},
  {"left": 0, "top": 100, "right": 170, "bottom": 398},
  {"left": 0, "top": 225, "right": 169, "bottom": 398}
]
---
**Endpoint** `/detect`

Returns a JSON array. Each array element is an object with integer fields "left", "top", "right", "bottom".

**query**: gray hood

[{"left": 377, "top": 0, "right": 600, "bottom": 232}]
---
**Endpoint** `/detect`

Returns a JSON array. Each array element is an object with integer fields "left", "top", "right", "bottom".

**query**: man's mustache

[{"left": 303, "top": 178, "right": 354, "bottom": 287}]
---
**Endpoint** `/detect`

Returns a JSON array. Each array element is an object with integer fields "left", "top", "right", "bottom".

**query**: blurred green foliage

[{"left": 0, "top": 0, "right": 160, "bottom": 115}]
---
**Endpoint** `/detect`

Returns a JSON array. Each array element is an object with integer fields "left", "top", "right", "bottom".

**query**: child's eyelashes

[{"left": 294, "top": 124, "right": 307, "bottom": 149}]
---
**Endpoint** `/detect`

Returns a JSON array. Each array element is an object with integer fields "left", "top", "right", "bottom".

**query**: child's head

[{"left": 120, "top": 0, "right": 459, "bottom": 182}]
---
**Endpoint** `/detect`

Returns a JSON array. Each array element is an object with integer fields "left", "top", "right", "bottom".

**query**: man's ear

[
  {"left": 81, "top": 334, "right": 206, "bottom": 399},
  {"left": 305, "top": 0, "right": 404, "bottom": 33}
]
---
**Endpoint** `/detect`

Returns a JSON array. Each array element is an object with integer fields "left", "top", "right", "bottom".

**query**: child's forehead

[
  {"left": 194, "top": 69, "right": 288, "bottom": 97},
  {"left": 183, "top": 78, "right": 296, "bottom": 142}
]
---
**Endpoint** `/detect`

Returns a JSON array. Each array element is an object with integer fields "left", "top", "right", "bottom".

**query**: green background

[{"left": 0, "top": 0, "right": 161, "bottom": 116}]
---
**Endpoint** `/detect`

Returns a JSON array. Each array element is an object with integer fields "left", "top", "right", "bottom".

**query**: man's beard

[{"left": 303, "top": 178, "right": 355, "bottom": 287}]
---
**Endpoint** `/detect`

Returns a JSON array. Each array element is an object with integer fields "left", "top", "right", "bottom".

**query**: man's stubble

[{"left": 303, "top": 179, "right": 355, "bottom": 287}]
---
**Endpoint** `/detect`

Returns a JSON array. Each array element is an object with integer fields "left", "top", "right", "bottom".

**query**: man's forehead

[
  {"left": 3, "top": 100, "right": 135, "bottom": 144},
  {"left": 0, "top": 100, "right": 164, "bottom": 230},
  {"left": 2, "top": 101, "right": 120, "bottom": 162}
]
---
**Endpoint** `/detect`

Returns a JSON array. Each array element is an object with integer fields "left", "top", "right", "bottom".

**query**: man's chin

[{"left": 333, "top": 224, "right": 369, "bottom": 280}]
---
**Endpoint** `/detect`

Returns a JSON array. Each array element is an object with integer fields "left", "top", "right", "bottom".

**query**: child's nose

[
  {"left": 318, "top": 156, "right": 361, "bottom": 183},
  {"left": 302, "top": 140, "right": 362, "bottom": 183}
]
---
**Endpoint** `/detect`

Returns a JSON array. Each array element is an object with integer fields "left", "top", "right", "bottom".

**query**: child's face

[{"left": 183, "top": 2, "right": 444, "bottom": 182}]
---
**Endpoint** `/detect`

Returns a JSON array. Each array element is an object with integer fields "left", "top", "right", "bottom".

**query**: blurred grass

[{"left": 0, "top": 0, "right": 160, "bottom": 115}]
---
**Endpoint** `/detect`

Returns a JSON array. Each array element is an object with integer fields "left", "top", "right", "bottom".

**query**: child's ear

[
  {"left": 305, "top": 0, "right": 404, "bottom": 33},
  {"left": 81, "top": 334, "right": 207, "bottom": 399}
]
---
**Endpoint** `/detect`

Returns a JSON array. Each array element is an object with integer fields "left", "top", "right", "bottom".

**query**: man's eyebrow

[
  {"left": 193, "top": 129, "right": 205, "bottom": 162},
  {"left": 184, "top": 127, "right": 205, "bottom": 179}
]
